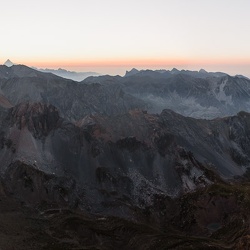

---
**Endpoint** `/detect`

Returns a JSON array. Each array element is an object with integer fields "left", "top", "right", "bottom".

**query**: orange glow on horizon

[
  {"left": 23, "top": 58, "right": 188, "bottom": 68},
  {"left": 19, "top": 56, "right": 250, "bottom": 70}
]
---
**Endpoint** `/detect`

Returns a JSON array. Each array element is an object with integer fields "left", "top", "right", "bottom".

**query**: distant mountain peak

[
  {"left": 171, "top": 68, "right": 179, "bottom": 73},
  {"left": 4, "top": 59, "right": 14, "bottom": 67},
  {"left": 125, "top": 68, "right": 139, "bottom": 77},
  {"left": 199, "top": 68, "right": 207, "bottom": 73}
]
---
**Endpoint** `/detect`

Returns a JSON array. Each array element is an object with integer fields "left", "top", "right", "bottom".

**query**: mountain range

[
  {"left": 0, "top": 63, "right": 250, "bottom": 249},
  {"left": 84, "top": 68, "right": 250, "bottom": 118},
  {"left": 35, "top": 67, "right": 100, "bottom": 82},
  {"left": 3, "top": 59, "right": 100, "bottom": 81}
]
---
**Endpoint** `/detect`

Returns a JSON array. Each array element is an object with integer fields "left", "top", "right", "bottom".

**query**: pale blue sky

[{"left": 1, "top": 0, "right": 250, "bottom": 76}]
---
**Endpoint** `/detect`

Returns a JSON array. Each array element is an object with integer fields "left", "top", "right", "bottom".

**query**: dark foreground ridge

[{"left": 0, "top": 179, "right": 250, "bottom": 249}]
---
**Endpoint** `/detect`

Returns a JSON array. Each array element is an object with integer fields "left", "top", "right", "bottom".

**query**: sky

[{"left": 1, "top": 0, "right": 250, "bottom": 76}]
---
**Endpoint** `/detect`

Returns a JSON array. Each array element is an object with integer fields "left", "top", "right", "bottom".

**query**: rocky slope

[
  {"left": 1, "top": 180, "right": 250, "bottom": 250},
  {"left": 0, "top": 102, "right": 249, "bottom": 214}
]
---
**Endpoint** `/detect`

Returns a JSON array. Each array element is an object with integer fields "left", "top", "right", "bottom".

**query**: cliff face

[
  {"left": 9, "top": 102, "right": 60, "bottom": 138},
  {"left": 0, "top": 102, "right": 249, "bottom": 218}
]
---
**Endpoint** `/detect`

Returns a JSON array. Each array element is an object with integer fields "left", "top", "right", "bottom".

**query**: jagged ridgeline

[{"left": 0, "top": 64, "right": 250, "bottom": 249}]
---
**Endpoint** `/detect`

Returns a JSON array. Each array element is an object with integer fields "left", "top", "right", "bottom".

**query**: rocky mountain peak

[
  {"left": 4, "top": 59, "right": 14, "bottom": 67},
  {"left": 171, "top": 67, "right": 179, "bottom": 73},
  {"left": 199, "top": 68, "right": 207, "bottom": 73},
  {"left": 124, "top": 68, "right": 139, "bottom": 77}
]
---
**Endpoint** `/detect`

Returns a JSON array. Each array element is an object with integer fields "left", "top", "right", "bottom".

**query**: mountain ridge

[
  {"left": 35, "top": 67, "right": 101, "bottom": 81},
  {"left": 1, "top": 63, "right": 250, "bottom": 120}
]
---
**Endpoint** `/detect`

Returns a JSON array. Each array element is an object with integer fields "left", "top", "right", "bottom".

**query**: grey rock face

[{"left": 0, "top": 101, "right": 249, "bottom": 216}]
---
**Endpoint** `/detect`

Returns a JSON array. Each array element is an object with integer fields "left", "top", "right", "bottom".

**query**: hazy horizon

[
  {"left": 1, "top": 0, "right": 250, "bottom": 77},
  {"left": 3, "top": 59, "right": 250, "bottom": 78}
]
